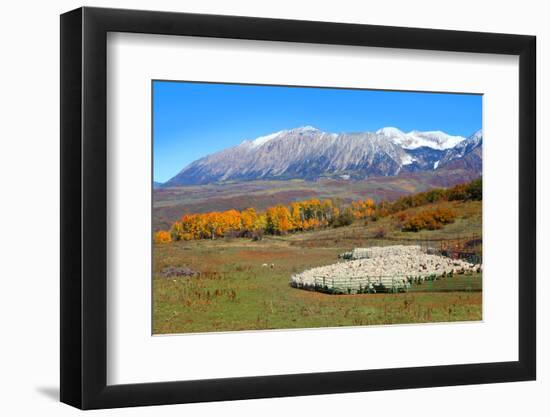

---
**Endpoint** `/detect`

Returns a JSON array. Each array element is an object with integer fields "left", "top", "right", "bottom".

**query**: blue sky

[{"left": 153, "top": 81, "right": 482, "bottom": 182}]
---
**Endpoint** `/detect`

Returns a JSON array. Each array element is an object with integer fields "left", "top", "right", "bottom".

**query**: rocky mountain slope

[{"left": 163, "top": 126, "right": 482, "bottom": 186}]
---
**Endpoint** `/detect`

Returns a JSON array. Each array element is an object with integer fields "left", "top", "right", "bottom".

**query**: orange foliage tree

[
  {"left": 241, "top": 207, "right": 259, "bottom": 231},
  {"left": 351, "top": 198, "right": 375, "bottom": 219},
  {"left": 265, "top": 205, "right": 293, "bottom": 234}
]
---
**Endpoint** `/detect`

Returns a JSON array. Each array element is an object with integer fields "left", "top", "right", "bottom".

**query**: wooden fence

[{"left": 291, "top": 274, "right": 440, "bottom": 294}]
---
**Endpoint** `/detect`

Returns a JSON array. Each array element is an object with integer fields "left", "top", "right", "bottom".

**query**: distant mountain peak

[
  {"left": 292, "top": 125, "right": 320, "bottom": 132},
  {"left": 247, "top": 130, "right": 286, "bottom": 148},
  {"left": 469, "top": 128, "right": 483, "bottom": 142},
  {"left": 244, "top": 126, "right": 323, "bottom": 149},
  {"left": 376, "top": 126, "right": 406, "bottom": 137}
]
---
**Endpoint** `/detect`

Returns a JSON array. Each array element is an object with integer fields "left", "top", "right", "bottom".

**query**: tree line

[
  {"left": 159, "top": 198, "right": 375, "bottom": 242},
  {"left": 376, "top": 177, "right": 482, "bottom": 216}
]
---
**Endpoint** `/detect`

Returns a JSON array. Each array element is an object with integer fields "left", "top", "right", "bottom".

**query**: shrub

[
  {"left": 396, "top": 212, "right": 408, "bottom": 222},
  {"left": 373, "top": 226, "right": 387, "bottom": 238},
  {"left": 154, "top": 230, "right": 171, "bottom": 244},
  {"left": 466, "top": 178, "right": 482, "bottom": 200},
  {"left": 332, "top": 208, "right": 355, "bottom": 227},
  {"left": 251, "top": 229, "right": 264, "bottom": 241},
  {"left": 401, "top": 207, "right": 457, "bottom": 232},
  {"left": 447, "top": 184, "right": 469, "bottom": 201}
]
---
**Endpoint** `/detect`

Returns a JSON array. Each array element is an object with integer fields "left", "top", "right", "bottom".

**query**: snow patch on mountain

[
  {"left": 296, "top": 125, "right": 319, "bottom": 132},
  {"left": 245, "top": 126, "right": 323, "bottom": 148},
  {"left": 376, "top": 127, "right": 406, "bottom": 138},
  {"left": 468, "top": 129, "right": 483, "bottom": 145},
  {"left": 401, "top": 154, "right": 415, "bottom": 166},
  {"left": 377, "top": 126, "right": 466, "bottom": 150},
  {"left": 248, "top": 130, "right": 286, "bottom": 148}
]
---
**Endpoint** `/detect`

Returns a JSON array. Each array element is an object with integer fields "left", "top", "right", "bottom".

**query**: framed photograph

[{"left": 60, "top": 6, "right": 536, "bottom": 409}]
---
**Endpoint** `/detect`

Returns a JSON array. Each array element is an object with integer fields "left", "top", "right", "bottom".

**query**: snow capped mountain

[
  {"left": 163, "top": 126, "right": 482, "bottom": 186},
  {"left": 376, "top": 127, "right": 466, "bottom": 150}
]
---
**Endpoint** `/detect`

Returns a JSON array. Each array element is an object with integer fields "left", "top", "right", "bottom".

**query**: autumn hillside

[
  {"left": 155, "top": 178, "right": 482, "bottom": 248},
  {"left": 153, "top": 168, "right": 480, "bottom": 231}
]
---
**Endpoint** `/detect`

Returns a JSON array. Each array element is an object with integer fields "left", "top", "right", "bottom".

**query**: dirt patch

[{"left": 159, "top": 265, "right": 199, "bottom": 278}]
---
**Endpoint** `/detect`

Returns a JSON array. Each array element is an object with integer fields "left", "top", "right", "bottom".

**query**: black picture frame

[{"left": 60, "top": 6, "right": 536, "bottom": 410}]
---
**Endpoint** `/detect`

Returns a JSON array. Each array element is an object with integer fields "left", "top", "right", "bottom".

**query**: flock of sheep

[{"left": 290, "top": 245, "right": 481, "bottom": 294}]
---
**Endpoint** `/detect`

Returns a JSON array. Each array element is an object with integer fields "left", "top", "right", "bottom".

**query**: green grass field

[{"left": 153, "top": 200, "right": 482, "bottom": 334}]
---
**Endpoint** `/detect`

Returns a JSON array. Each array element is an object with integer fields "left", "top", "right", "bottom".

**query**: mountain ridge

[{"left": 162, "top": 126, "right": 482, "bottom": 186}]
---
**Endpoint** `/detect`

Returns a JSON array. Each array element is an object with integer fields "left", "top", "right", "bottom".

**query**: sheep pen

[{"left": 290, "top": 245, "right": 481, "bottom": 294}]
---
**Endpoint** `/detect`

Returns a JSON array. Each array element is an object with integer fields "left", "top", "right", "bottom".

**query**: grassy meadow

[{"left": 153, "top": 200, "right": 482, "bottom": 334}]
